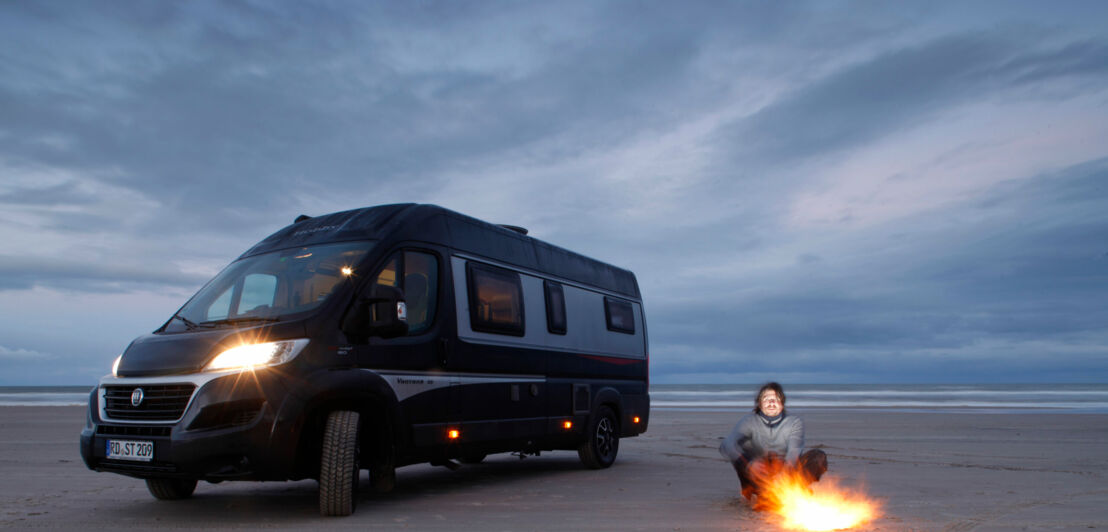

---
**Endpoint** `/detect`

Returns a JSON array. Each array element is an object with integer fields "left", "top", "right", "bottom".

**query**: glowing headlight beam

[{"left": 205, "top": 339, "right": 310, "bottom": 372}]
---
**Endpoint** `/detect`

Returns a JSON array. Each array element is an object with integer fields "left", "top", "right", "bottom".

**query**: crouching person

[{"left": 719, "top": 382, "right": 827, "bottom": 506}]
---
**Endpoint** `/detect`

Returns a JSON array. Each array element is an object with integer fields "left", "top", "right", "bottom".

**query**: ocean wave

[
  {"left": 651, "top": 389, "right": 1108, "bottom": 397},
  {"left": 0, "top": 393, "right": 89, "bottom": 406},
  {"left": 652, "top": 400, "right": 1108, "bottom": 410}
]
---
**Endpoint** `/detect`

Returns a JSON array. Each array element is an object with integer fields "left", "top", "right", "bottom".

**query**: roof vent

[
  {"left": 498, "top": 224, "right": 528, "bottom": 235},
  {"left": 294, "top": 214, "right": 312, "bottom": 223}
]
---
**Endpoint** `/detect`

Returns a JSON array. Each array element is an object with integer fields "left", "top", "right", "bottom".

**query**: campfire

[{"left": 751, "top": 460, "right": 879, "bottom": 531}]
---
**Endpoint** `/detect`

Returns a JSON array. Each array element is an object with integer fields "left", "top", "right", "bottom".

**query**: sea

[
  {"left": 650, "top": 383, "right": 1108, "bottom": 414},
  {"left": 2, "top": 384, "right": 1107, "bottom": 413}
]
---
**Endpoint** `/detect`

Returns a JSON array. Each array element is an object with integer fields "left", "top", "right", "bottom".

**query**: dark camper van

[{"left": 80, "top": 203, "right": 649, "bottom": 515}]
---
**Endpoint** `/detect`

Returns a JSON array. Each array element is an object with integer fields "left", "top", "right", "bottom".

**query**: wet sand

[{"left": 1, "top": 406, "right": 1105, "bottom": 531}]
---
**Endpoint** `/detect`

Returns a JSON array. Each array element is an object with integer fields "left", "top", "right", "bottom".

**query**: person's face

[{"left": 759, "top": 390, "right": 783, "bottom": 416}]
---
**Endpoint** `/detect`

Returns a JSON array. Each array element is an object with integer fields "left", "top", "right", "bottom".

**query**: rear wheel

[
  {"left": 145, "top": 478, "right": 197, "bottom": 500},
  {"left": 578, "top": 405, "right": 619, "bottom": 469},
  {"left": 319, "top": 410, "right": 361, "bottom": 516}
]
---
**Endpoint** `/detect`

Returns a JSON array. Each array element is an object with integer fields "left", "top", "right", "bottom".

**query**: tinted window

[
  {"left": 206, "top": 288, "right": 232, "bottom": 321},
  {"left": 373, "top": 256, "right": 399, "bottom": 288},
  {"left": 468, "top": 262, "right": 525, "bottom": 336},
  {"left": 240, "top": 273, "right": 277, "bottom": 313},
  {"left": 544, "top": 281, "right": 567, "bottom": 335},
  {"left": 604, "top": 297, "right": 635, "bottom": 334},
  {"left": 370, "top": 251, "right": 438, "bottom": 335},
  {"left": 403, "top": 251, "right": 438, "bottom": 334}
]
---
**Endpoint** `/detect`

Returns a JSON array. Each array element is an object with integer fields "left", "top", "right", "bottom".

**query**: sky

[{"left": 1, "top": 1, "right": 1106, "bottom": 386}]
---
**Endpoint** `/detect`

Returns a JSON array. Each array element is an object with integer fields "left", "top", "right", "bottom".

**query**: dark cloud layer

[
  {"left": 1, "top": 1, "right": 1106, "bottom": 384},
  {"left": 718, "top": 33, "right": 1108, "bottom": 174},
  {"left": 649, "top": 159, "right": 1108, "bottom": 382}
]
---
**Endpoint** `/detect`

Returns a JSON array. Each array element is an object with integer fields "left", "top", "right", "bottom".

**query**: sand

[{"left": 1, "top": 406, "right": 1105, "bottom": 531}]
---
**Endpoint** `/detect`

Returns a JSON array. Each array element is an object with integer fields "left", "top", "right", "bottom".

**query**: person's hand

[
  {"left": 749, "top": 453, "right": 784, "bottom": 480},
  {"left": 749, "top": 459, "right": 769, "bottom": 479}
]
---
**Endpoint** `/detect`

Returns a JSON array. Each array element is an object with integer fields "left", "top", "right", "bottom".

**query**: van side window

[
  {"left": 467, "top": 262, "right": 525, "bottom": 336},
  {"left": 403, "top": 251, "right": 438, "bottom": 335},
  {"left": 604, "top": 297, "right": 635, "bottom": 334},
  {"left": 370, "top": 252, "right": 438, "bottom": 335},
  {"left": 374, "top": 256, "right": 400, "bottom": 288},
  {"left": 544, "top": 280, "right": 567, "bottom": 335}
]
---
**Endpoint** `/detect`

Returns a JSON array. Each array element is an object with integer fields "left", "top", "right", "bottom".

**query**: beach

[{"left": 1, "top": 406, "right": 1105, "bottom": 531}]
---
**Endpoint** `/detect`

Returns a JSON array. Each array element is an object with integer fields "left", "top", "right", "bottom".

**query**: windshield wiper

[
  {"left": 172, "top": 313, "right": 201, "bottom": 330},
  {"left": 198, "top": 316, "right": 281, "bottom": 327}
]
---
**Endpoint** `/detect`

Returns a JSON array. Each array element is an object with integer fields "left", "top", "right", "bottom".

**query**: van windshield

[{"left": 164, "top": 241, "right": 374, "bottom": 332}]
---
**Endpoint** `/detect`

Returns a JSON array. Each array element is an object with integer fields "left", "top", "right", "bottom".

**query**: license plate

[{"left": 106, "top": 439, "right": 154, "bottom": 462}]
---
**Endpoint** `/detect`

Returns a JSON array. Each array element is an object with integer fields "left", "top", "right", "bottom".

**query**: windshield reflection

[{"left": 165, "top": 241, "right": 374, "bottom": 332}]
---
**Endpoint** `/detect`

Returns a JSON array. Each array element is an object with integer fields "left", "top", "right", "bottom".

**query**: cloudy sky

[{"left": 1, "top": 1, "right": 1106, "bottom": 385}]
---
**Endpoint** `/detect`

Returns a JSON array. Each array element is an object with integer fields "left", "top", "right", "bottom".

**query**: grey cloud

[
  {"left": 649, "top": 158, "right": 1108, "bottom": 382},
  {"left": 0, "top": 182, "right": 96, "bottom": 207},
  {"left": 0, "top": 345, "right": 51, "bottom": 360},
  {"left": 2, "top": 2, "right": 704, "bottom": 216},
  {"left": 1, "top": 2, "right": 1106, "bottom": 384},
  {"left": 0, "top": 255, "right": 209, "bottom": 293},
  {"left": 716, "top": 33, "right": 1108, "bottom": 169},
  {"left": 1000, "top": 40, "right": 1108, "bottom": 84}
]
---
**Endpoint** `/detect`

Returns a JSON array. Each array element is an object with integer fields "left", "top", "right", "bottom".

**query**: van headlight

[{"left": 205, "top": 339, "right": 310, "bottom": 372}]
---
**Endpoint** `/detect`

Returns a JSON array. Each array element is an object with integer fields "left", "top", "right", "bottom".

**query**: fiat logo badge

[{"left": 131, "top": 388, "right": 144, "bottom": 407}]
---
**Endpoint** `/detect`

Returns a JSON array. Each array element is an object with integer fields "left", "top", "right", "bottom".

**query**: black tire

[
  {"left": 459, "top": 454, "right": 487, "bottom": 465},
  {"left": 319, "top": 410, "right": 361, "bottom": 517},
  {"left": 577, "top": 405, "right": 619, "bottom": 469},
  {"left": 145, "top": 478, "right": 197, "bottom": 500}
]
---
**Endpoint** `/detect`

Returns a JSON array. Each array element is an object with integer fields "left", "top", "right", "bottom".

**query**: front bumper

[{"left": 80, "top": 370, "right": 304, "bottom": 481}]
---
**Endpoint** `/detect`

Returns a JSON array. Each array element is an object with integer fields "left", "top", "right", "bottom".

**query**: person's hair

[{"left": 753, "top": 382, "right": 786, "bottom": 413}]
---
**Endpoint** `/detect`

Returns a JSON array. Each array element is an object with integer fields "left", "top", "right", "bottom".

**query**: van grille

[
  {"left": 187, "top": 399, "right": 265, "bottom": 431},
  {"left": 103, "top": 384, "right": 195, "bottom": 421}
]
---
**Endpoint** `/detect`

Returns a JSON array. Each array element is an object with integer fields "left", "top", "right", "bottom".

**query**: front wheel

[
  {"left": 146, "top": 478, "right": 197, "bottom": 500},
  {"left": 578, "top": 405, "right": 619, "bottom": 469},
  {"left": 319, "top": 410, "right": 361, "bottom": 516}
]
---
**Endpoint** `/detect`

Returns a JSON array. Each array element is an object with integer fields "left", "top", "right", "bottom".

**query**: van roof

[{"left": 241, "top": 204, "right": 640, "bottom": 299}]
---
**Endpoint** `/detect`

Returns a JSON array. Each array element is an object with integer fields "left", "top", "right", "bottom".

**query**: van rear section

[{"left": 80, "top": 203, "right": 649, "bottom": 516}]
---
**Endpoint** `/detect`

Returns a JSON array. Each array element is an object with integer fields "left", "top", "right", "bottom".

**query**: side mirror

[{"left": 342, "top": 285, "right": 409, "bottom": 341}]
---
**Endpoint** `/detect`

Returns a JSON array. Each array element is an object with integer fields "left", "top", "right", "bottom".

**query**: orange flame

[{"left": 750, "top": 458, "right": 879, "bottom": 531}]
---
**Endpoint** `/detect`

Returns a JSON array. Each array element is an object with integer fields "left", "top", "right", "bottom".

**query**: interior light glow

[
  {"left": 341, "top": 266, "right": 354, "bottom": 276},
  {"left": 563, "top": 421, "right": 573, "bottom": 429},
  {"left": 205, "top": 339, "right": 310, "bottom": 372},
  {"left": 448, "top": 429, "right": 460, "bottom": 440}
]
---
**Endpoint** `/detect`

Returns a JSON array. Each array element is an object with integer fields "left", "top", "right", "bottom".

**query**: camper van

[{"left": 80, "top": 204, "right": 649, "bottom": 515}]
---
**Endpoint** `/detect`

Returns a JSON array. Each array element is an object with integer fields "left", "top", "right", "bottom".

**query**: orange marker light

[
  {"left": 632, "top": 416, "right": 641, "bottom": 424},
  {"left": 563, "top": 421, "right": 573, "bottom": 430},
  {"left": 448, "top": 429, "right": 460, "bottom": 440}
]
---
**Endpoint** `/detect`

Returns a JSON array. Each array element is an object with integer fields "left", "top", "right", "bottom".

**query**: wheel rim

[{"left": 596, "top": 417, "right": 615, "bottom": 457}]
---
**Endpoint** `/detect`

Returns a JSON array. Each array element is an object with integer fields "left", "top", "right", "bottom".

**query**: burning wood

[{"left": 748, "top": 457, "right": 879, "bottom": 531}]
